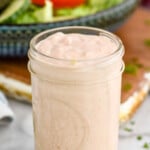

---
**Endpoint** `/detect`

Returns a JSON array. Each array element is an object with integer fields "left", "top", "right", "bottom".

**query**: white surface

[
  {"left": 0, "top": 95, "right": 150, "bottom": 150},
  {"left": 119, "top": 94, "right": 150, "bottom": 150},
  {"left": 0, "top": 92, "right": 14, "bottom": 125}
]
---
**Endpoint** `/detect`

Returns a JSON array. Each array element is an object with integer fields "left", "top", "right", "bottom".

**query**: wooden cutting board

[
  {"left": 0, "top": 7, "right": 150, "bottom": 105},
  {"left": 118, "top": 7, "right": 150, "bottom": 102}
]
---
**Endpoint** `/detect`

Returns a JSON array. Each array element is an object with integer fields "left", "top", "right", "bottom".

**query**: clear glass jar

[{"left": 28, "top": 26, "right": 124, "bottom": 150}]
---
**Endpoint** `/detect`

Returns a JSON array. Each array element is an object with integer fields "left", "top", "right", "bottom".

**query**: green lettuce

[
  {"left": 15, "top": 1, "right": 52, "bottom": 24},
  {"left": 56, "top": 0, "right": 123, "bottom": 18}
]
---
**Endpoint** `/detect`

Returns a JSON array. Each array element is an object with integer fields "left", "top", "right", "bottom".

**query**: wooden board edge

[{"left": 0, "top": 73, "right": 150, "bottom": 122}]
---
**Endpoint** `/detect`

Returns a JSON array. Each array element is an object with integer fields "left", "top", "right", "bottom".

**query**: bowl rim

[{"left": 0, "top": 0, "right": 138, "bottom": 27}]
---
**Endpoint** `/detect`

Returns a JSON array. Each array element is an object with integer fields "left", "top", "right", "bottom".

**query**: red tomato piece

[
  {"left": 51, "top": 0, "right": 85, "bottom": 8},
  {"left": 31, "top": 0, "right": 46, "bottom": 6}
]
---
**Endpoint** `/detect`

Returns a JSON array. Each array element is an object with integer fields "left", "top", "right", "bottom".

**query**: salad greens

[
  {"left": 0, "top": 0, "right": 123, "bottom": 24},
  {"left": 15, "top": 1, "right": 53, "bottom": 24},
  {"left": 56, "top": 0, "right": 123, "bottom": 17}
]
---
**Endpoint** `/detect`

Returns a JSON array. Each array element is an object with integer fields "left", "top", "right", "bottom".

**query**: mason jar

[{"left": 28, "top": 26, "right": 124, "bottom": 150}]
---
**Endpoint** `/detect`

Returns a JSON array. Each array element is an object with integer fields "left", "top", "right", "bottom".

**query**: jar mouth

[{"left": 29, "top": 26, "right": 124, "bottom": 63}]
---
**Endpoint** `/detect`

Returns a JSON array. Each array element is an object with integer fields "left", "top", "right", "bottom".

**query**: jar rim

[{"left": 29, "top": 26, "right": 124, "bottom": 63}]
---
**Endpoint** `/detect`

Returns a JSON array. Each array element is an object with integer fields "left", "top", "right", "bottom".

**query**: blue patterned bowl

[{"left": 0, "top": 0, "right": 138, "bottom": 57}]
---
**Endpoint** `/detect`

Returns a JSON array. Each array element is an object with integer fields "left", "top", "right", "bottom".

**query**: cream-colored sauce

[
  {"left": 36, "top": 32, "right": 117, "bottom": 60},
  {"left": 30, "top": 32, "right": 124, "bottom": 150}
]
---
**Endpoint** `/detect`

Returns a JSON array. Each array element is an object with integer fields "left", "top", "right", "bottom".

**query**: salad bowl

[{"left": 0, "top": 0, "right": 138, "bottom": 57}]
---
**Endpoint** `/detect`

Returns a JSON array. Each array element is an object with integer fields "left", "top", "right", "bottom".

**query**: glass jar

[{"left": 28, "top": 26, "right": 124, "bottom": 150}]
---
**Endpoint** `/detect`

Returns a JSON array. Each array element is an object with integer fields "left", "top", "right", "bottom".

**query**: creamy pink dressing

[
  {"left": 30, "top": 31, "right": 124, "bottom": 150},
  {"left": 36, "top": 32, "right": 117, "bottom": 60}
]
